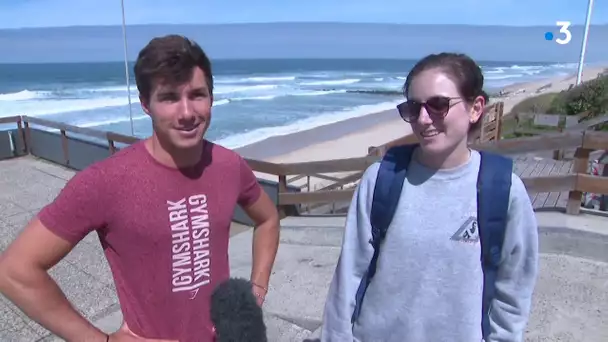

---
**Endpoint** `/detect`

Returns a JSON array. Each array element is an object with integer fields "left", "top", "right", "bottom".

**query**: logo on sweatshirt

[{"left": 450, "top": 216, "right": 479, "bottom": 243}]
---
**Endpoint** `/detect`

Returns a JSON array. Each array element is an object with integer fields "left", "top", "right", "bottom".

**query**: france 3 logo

[{"left": 544, "top": 21, "right": 572, "bottom": 45}]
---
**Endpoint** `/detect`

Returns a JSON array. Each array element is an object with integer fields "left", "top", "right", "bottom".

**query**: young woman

[{"left": 320, "top": 53, "right": 539, "bottom": 342}]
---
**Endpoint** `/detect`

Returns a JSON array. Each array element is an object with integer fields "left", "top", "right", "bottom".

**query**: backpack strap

[
  {"left": 351, "top": 144, "right": 417, "bottom": 324},
  {"left": 477, "top": 151, "right": 512, "bottom": 339}
]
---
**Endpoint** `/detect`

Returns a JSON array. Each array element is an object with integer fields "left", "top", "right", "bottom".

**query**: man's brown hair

[{"left": 134, "top": 34, "right": 213, "bottom": 103}]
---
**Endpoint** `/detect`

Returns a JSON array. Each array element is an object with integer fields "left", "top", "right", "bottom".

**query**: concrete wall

[
  {"left": 0, "top": 130, "right": 15, "bottom": 159},
  {"left": 25, "top": 129, "right": 113, "bottom": 171},
  {"left": 0, "top": 127, "right": 300, "bottom": 225}
]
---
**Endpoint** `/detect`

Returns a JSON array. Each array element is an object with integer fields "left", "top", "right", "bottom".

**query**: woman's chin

[{"left": 417, "top": 133, "right": 450, "bottom": 152}]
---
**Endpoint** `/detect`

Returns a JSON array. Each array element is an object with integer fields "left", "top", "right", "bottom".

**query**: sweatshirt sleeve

[
  {"left": 320, "top": 163, "right": 377, "bottom": 341},
  {"left": 488, "top": 174, "right": 539, "bottom": 342}
]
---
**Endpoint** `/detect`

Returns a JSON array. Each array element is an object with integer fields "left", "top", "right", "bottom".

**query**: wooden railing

[
  {"left": 1, "top": 113, "right": 607, "bottom": 216},
  {"left": 477, "top": 101, "right": 504, "bottom": 143},
  {"left": 265, "top": 131, "right": 608, "bottom": 215},
  {"left": 0, "top": 115, "right": 139, "bottom": 159},
  {"left": 472, "top": 131, "right": 608, "bottom": 214}
]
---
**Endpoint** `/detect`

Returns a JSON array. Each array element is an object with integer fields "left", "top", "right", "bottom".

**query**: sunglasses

[{"left": 397, "top": 96, "right": 464, "bottom": 123}]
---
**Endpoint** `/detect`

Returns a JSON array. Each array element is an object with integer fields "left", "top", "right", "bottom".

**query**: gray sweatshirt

[{"left": 320, "top": 150, "right": 538, "bottom": 342}]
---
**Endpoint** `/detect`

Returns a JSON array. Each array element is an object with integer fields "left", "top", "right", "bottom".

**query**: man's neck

[{"left": 145, "top": 135, "right": 204, "bottom": 169}]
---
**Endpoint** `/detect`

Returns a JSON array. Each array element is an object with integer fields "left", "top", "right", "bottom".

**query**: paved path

[{"left": 1, "top": 156, "right": 607, "bottom": 341}]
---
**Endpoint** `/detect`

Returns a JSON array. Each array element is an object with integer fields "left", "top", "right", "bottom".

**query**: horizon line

[
  {"left": 2, "top": 21, "right": 608, "bottom": 30},
  {"left": 0, "top": 57, "right": 597, "bottom": 65}
]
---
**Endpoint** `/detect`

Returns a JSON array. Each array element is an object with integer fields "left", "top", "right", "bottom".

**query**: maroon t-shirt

[{"left": 38, "top": 140, "right": 262, "bottom": 341}]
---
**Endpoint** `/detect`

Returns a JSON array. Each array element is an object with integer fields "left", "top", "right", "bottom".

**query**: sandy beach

[
  {"left": 238, "top": 65, "right": 608, "bottom": 166},
  {"left": 497, "top": 66, "right": 608, "bottom": 114},
  {"left": 235, "top": 65, "right": 607, "bottom": 190}
]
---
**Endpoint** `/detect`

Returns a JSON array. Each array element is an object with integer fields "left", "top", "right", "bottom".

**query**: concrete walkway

[{"left": 1, "top": 156, "right": 607, "bottom": 341}]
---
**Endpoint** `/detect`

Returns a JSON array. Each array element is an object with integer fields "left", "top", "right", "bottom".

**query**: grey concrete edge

[{"left": 538, "top": 225, "right": 608, "bottom": 263}]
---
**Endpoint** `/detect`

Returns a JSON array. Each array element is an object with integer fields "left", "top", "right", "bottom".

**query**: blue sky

[{"left": 0, "top": 0, "right": 607, "bottom": 28}]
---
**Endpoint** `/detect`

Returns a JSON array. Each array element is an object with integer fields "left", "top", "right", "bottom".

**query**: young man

[{"left": 0, "top": 35, "right": 280, "bottom": 341}]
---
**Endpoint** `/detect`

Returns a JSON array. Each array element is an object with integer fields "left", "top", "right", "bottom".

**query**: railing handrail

[
  {"left": 1, "top": 112, "right": 607, "bottom": 215},
  {"left": 22, "top": 115, "right": 139, "bottom": 145},
  {"left": 0, "top": 116, "right": 22, "bottom": 125},
  {"left": 2, "top": 114, "right": 608, "bottom": 175}
]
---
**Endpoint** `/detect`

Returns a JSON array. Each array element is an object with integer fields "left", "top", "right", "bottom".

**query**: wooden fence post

[
  {"left": 566, "top": 147, "right": 591, "bottom": 214},
  {"left": 495, "top": 101, "right": 504, "bottom": 141},
  {"left": 24, "top": 120, "right": 32, "bottom": 155},
  {"left": 16, "top": 117, "right": 28, "bottom": 155},
  {"left": 277, "top": 175, "right": 288, "bottom": 218}
]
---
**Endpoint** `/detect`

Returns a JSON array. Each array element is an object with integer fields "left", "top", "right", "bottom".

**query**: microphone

[{"left": 210, "top": 277, "right": 268, "bottom": 342}]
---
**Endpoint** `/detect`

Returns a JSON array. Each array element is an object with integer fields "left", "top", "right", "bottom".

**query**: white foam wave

[
  {"left": 77, "top": 114, "right": 149, "bottom": 128},
  {"left": 296, "top": 90, "right": 347, "bottom": 96},
  {"left": 0, "top": 89, "right": 50, "bottom": 101},
  {"left": 218, "top": 100, "right": 401, "bottom": 149},
  {"left": 214, "top": 84, "right": 278, "bottom": 94},
  {"left": 0, "top": 96, "right": 140, "bottom": 117},
  {"left": 214, "top": 76, "right": 295, "bottom": 84},
  {"left": 300, "top": 79, "right": 360, "bottom": 86},
  {"left": 224, "top": 89, "right": 346, "bottom": 103},
  {"left": 246, "top": 76, "right": 295, "bottom": 82},
  {"left": 84, "top": 85, "right": 135, "bottom": 93},
  {"left": 485, "top": 74, "right": 524, "bottom": 80},
  {"left": 213, "top": 99, "right": 230, "bottom": 106},
  {"left": 231, "top": 95, "right": 277, "bottom": 101}
]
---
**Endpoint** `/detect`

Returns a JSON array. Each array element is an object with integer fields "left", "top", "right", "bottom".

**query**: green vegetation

[
  {"left": 502, "top": 73, "right": 608, "bottom": 138},
  {"left": 510, "top": 92, "right": 558, "bottom": 115},
  {"left": 550, "top": 75, "right": 608, "bottom": 117}
]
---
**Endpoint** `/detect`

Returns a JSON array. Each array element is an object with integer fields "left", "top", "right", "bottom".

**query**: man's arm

[
  {"left": 0, "top": 166, "right": 110, "bottom": 342},
  {"left": 242, "top": 191, "right": 280, "bottom": 304},
  {"left": 0, "top": 219, "right": 108, "bottom": 341},
  {"left": 236, "top": 156, "right": 280, "bottom": 304},
  {"left": 488, "top": 175, "right": 539, "bottom": 342}
]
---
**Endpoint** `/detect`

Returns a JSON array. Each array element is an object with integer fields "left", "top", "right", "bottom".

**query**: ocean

[{"left": 0, "top": 59, "right": 579, "bottom": 149}]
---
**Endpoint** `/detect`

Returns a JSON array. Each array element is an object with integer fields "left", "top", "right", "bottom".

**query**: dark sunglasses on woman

[{"left": 397, "top": 96, "right": 464, "bottom": 123}]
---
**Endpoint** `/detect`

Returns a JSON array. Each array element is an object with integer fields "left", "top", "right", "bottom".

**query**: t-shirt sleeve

[
  {"left": 237, "top": 156, "right": 262, "bottom": 208},
  {"left": 38, "top": 165, "right": 109, "bottom": 244}
]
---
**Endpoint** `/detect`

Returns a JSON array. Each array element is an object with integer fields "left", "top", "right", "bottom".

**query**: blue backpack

[{"left": 351, "top": 144, "right": 513, "bottom": 339}]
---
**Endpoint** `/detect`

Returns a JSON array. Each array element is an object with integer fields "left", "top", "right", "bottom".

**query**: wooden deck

[{"left": 513, "top": 155, "right": 574, "bottom": 209}]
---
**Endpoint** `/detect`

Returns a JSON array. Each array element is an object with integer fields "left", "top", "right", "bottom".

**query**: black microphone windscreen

[{"left": 210, "top": 277, "right": 268, "bottom": 342}]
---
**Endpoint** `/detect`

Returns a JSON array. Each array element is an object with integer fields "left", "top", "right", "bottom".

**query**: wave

[
  {"left": 485, "top": 74, "right": 524, "bottom": 80},
  {"left": 77, "top": 114, "right": 149, "bottom": 128},
  {"left": 299, "top": 78, "right": 360, "bottom": 86},
  {"left": 0, "top": 61, "right": 585, "bottom": 145},
  {"left": 218, "top": 100, "right": 401, "bottom": 149},
  {"left": 214, "top": 76, "right": 296, "bottom": 84},
  {"left": 0, "top": 87, "right": 349, "bottom": 120},
  {"left": 1, "top": 96, "right": 141, "bottom": 117},
  {"left": 0, "top": 89, "right": 50, "bottom": 101},
  {"left": 213, "top": 99, "right": 230, "bottom": 106},
  {"left": 345, "top": 89, "right": 401, "bottom": 96},
  {"left": 246, "top": 76, "right": 295, "bottom": 82},
  {"left": 214, "top": 84, "right": 278, "bottom": 94},
  {"left": 218, "top": 89, "right": 347, "bottom": 104}
]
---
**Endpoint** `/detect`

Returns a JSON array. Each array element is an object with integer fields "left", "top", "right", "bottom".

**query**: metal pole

[
  {"left": 121, "top": 0, "right": 135, "bottom": 136},
  {"left": 576, "top": 0, "right": 594, "bottom": 85}
]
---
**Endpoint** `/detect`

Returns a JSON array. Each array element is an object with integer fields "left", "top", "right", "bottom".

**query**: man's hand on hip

[{"left": 108, "top": 322, "right": 178, "bottom": 342}]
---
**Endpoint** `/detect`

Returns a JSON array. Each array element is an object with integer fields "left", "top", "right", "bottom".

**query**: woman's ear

[{"left": 469, "top": 95, "right": 485, "bottom": 124}]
